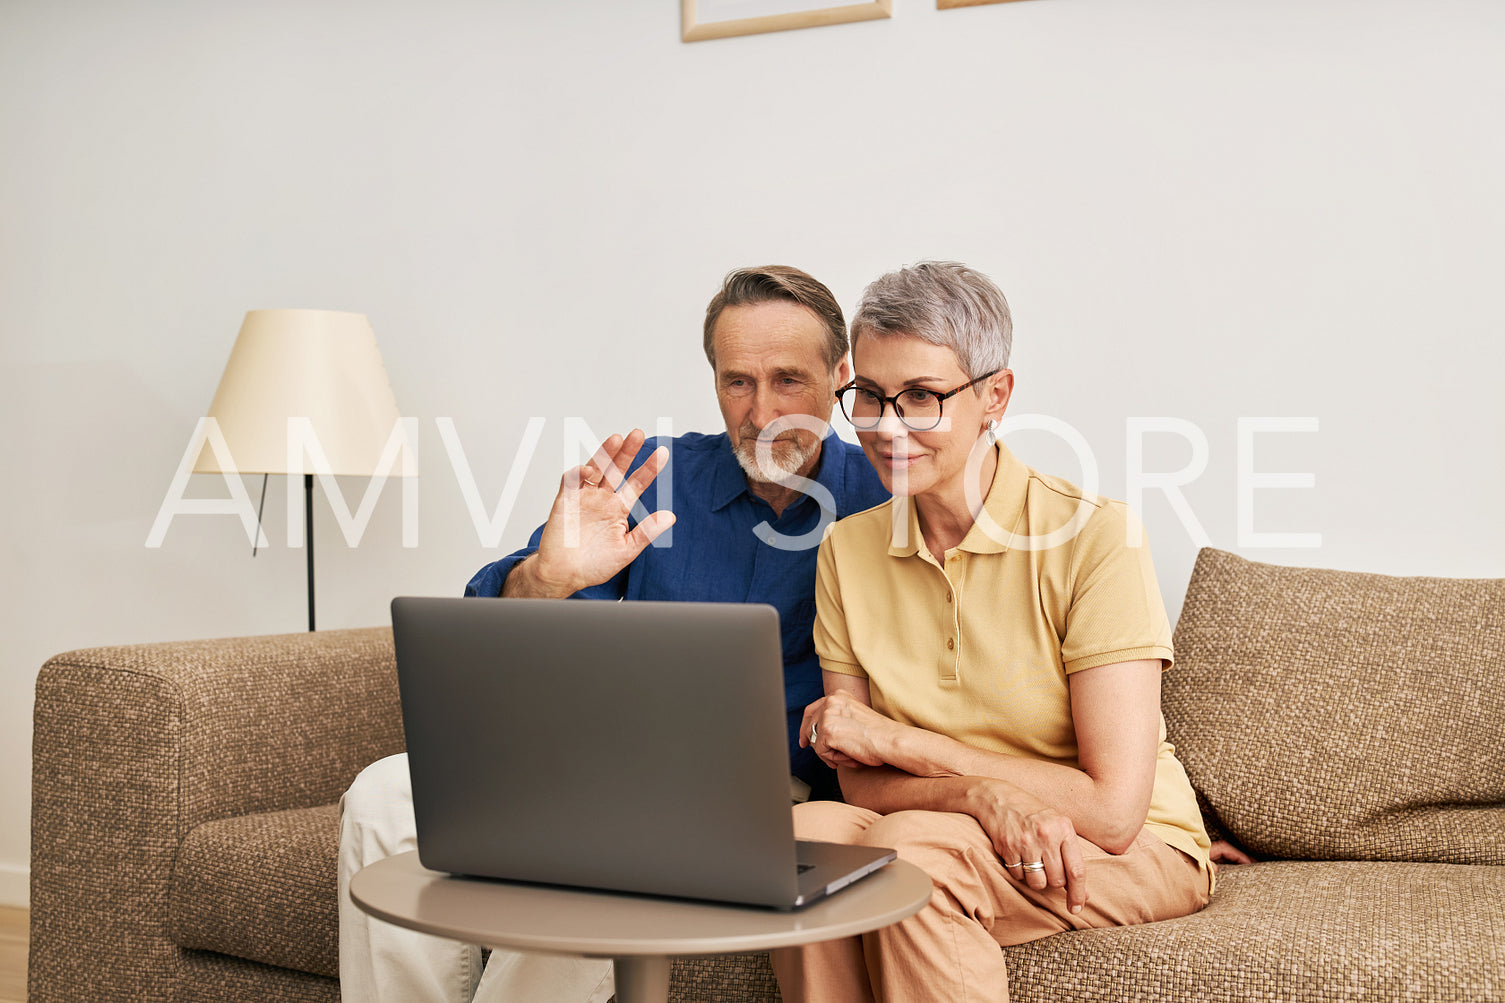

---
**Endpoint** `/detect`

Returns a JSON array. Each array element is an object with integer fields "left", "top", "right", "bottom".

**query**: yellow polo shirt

[{"left": 815, "top": 442, "right": 1210, "bottom": 873}]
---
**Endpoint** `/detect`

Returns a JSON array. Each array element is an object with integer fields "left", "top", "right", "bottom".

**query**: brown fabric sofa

[
  {"left": 29, "top": 548, "right": 1505, "bottom": 1002},
  {"left": 29, "top": 628, "right": 403, "bottom": 1002}
]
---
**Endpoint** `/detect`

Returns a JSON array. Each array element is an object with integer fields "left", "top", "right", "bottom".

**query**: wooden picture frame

[
  {"left": 681, "top": 0, "right": 893, "bottom": 43},
  {"left": 938, "top": 0, "right": 1037, "bottom": 8}
]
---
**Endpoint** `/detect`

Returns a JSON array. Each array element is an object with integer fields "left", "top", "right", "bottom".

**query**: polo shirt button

[
  {"left": 946, "top": 638, "right": 955, "bottom": 650},
  {"left": 946, "top": 592, "right": 953, "bottom": 603}
]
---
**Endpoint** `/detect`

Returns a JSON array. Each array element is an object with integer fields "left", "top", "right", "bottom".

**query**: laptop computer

[{"left": 390, "top": 596, "right": 896, "bottom": 910}]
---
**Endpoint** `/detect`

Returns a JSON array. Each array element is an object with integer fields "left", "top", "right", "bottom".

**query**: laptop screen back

[{"left": 391, "top": 596, "right": 802, "bottom": 906}]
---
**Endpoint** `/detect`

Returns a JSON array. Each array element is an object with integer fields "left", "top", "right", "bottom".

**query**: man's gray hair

[
  {"left": 850, "top": 261, "right": 1012, "bottom": 378},
  {"left": 703, "top": 265, "right": 848, "bottom": 371}
]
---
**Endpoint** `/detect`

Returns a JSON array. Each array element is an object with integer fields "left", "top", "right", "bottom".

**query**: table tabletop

[{"left": 350, "top": 849, "right": 932, "bottom": 959}]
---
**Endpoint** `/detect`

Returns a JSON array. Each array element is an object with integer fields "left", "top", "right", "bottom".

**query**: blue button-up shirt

[{"left": 465, "top": 430, "right": 889, "bottom": 800}]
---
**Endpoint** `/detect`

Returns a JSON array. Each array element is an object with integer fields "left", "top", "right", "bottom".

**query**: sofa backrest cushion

[{"left": 1164, "top": 548, "right": 1505, "bottom": 864}]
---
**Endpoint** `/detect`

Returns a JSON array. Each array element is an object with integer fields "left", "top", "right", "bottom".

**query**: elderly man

[{"left": 337, "top": 265, "right": 888, "bottom": 1003}]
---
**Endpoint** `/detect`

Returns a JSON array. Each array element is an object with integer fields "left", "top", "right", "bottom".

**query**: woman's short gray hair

[{"left": 850, "top": 261, "right": 1013, "bottom": 378}]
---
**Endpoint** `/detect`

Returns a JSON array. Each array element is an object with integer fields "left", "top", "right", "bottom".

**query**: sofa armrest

[
  {"left": 29, "top": 626, "right": 402, "bottom": 1002},
  {"left": 36, "top": 626, "right": 403, "bottom": 831}
]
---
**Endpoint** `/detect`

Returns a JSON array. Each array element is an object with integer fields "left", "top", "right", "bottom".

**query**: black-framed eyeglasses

[{"left": 835, "top": 370, "right": 1000, "bottom": 432}]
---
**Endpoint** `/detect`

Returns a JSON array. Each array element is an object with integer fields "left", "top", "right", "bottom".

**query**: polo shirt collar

[
  {"left": 708, "top": 429, "right": 849, "bottom": 514},
  {"left": 886, "top": 441, "right": 1030, "bottom": 557},
  {"left": 887, "top": 499, "right": 924, "bottom": 558}
]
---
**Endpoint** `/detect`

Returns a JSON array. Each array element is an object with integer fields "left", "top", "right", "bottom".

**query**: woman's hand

[
  {"left": 1209, "top": 839, "right": 1254, "bottom": 866},
  {"left": 799, "top": 690, "right": 896, "bottom": 770},
  {"left": 966, "top": 779, "right": 1089, "bottom": 914}
]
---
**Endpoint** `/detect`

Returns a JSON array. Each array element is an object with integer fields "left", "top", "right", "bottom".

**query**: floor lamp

[{"left": 193, "top": 309, "right": 409, "bottom": 631}]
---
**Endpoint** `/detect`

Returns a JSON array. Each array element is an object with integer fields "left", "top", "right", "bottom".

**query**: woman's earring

[{"left": 986, "top": 418, "right": 999, "bottom": 444}]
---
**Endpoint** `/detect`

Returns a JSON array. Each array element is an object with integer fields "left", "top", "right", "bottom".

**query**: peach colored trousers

[{"left": 771, "top": 803, "right": 1209, "bottom": 1003}]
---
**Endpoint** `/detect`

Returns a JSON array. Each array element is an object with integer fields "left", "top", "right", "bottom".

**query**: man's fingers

[
  {"left": 618, "top": 446, "right": 669, "bottom": 511},
  {"left": 628, "top": 510, "right": 675, "bottom": 552},
  {"left": 577, "top": 430, "right": 655, "bottom": 498},
  {"left": 584, "top": 434, "right": 627, "bottom": 490},
  {"left": 603, "top": 429, "right": 647, "bottom": 489}
]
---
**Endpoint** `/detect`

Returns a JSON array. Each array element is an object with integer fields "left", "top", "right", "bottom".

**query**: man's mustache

[{"left": 741, "top": 425, "right": 803, "bottom": 444}]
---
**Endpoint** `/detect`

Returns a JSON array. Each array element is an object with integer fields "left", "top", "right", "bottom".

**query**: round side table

[{"left": 350, "top": 850, "right": 932, "bottom": 1003}]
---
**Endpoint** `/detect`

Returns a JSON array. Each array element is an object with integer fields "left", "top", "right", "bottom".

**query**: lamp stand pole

[{"left": 305, "top": 473, "right": 316, "bottom": 632}]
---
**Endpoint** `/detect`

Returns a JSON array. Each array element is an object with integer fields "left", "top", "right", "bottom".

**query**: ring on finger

[
  {"left": 810, "top": 723, "right": 818, "bottom": 743},
  {"left": 1004, "top": 860, "right": 1022, "bottom": 869},
  {"left": 1021, "top": 861, "right": 1046, "bottom": 873}
]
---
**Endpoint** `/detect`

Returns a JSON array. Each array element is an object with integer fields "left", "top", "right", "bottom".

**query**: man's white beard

[{"left": 733, "top": 430, "right": 820, "bottom": 485}]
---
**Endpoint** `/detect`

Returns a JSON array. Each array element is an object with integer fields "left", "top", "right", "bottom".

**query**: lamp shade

[{"left": 195, "top": 309, "right": 411, "bottom": 477}]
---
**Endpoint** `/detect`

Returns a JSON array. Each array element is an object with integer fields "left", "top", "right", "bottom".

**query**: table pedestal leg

[{"left": 613, "top": 956, "right": 671, "bottom": 1003}]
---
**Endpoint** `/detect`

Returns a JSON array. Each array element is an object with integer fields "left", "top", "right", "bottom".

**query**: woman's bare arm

[{"left": 801, "top": 659, "right": 1163, "bottom": 855}]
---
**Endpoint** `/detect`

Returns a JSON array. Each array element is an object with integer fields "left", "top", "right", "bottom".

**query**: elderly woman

[{"left": 771, "top": 262, "right": 1214, "bottom": 1002}]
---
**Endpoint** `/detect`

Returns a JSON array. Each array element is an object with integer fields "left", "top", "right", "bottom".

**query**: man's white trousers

[{"left": 337, "top": 753, "right": 614, "bottom": 1003}]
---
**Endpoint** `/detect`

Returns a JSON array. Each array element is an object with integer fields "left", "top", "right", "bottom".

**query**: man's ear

[{"left": 833, "top": 357, "right": 852, "bottom": 388}]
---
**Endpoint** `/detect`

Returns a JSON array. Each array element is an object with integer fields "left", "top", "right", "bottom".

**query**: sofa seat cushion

[
  {"left": 169, "top": 803, "right": 340, "bottom": 978},
  {"left": 1001, "top": 860, "right": 1505, "bottom": 1002},
  {"left": 672, "top": 861, "right": 1505, "bottom": 1002}
]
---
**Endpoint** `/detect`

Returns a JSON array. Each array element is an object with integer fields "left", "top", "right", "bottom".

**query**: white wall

[{"left": 2, "top": 0, "right": 1501, "bottom": 904}]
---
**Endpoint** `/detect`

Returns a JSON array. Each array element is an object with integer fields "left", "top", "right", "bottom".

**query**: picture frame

[
  {"left": 681, "top": 0, "right": 893, "bottom": 43},
  {"left": 937, "top": 0, "right": 1037, "bottom": 8}
]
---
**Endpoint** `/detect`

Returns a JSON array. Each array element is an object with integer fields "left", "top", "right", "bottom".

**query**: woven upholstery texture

[
  {"left": 170, "top": 803, "right": 341, "bottom": 977},
  {"left": 30, "top": 664, "right": 183, "bottom": 1002},
  {"left": 177, "top": 948, "right": 340, "bottom": 1003},
  {"left": 1165, "top": 548, "right": 1505, "bottom": 863},
  {"left": 661, "top": 863, "right": 1505, "bottom": 1003},
  {"left": 668, "top": 953, "right": 781, "bottom": 1002},
  {"left": 29, "top": 627, "right": 400, "bottom": 1003},
  {"left": 660, "top": 860, "right": 1505, "bottom": 1003},
  {"left": 1003, "top": 860, "right": 1505, "bottom": 1003},
  {"left": 153, "top": 627, "right": 401, "bottom": 828}
]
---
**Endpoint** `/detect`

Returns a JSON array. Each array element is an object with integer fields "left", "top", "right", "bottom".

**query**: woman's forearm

[
  {"left": 838, "top": 765, "right": 985, "bottom": 816},
  {"left": 869, "top": 724, "right": 1146, "bottom": 854},
  {"left": 840, "top": 766, "right": 1094, "bottom": 914},
  {"left": 808, "top": 665, "right": 1159, "bottom": 855}
]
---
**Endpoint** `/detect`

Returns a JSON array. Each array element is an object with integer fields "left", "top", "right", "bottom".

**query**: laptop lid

[{"left": 390, "top": 596, "right": 889, "bottom": 909}]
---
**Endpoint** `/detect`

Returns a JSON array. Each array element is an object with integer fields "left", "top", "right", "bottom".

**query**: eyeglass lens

[{"left": 841, "top": 388, "right": 945, "bottom": 431}]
